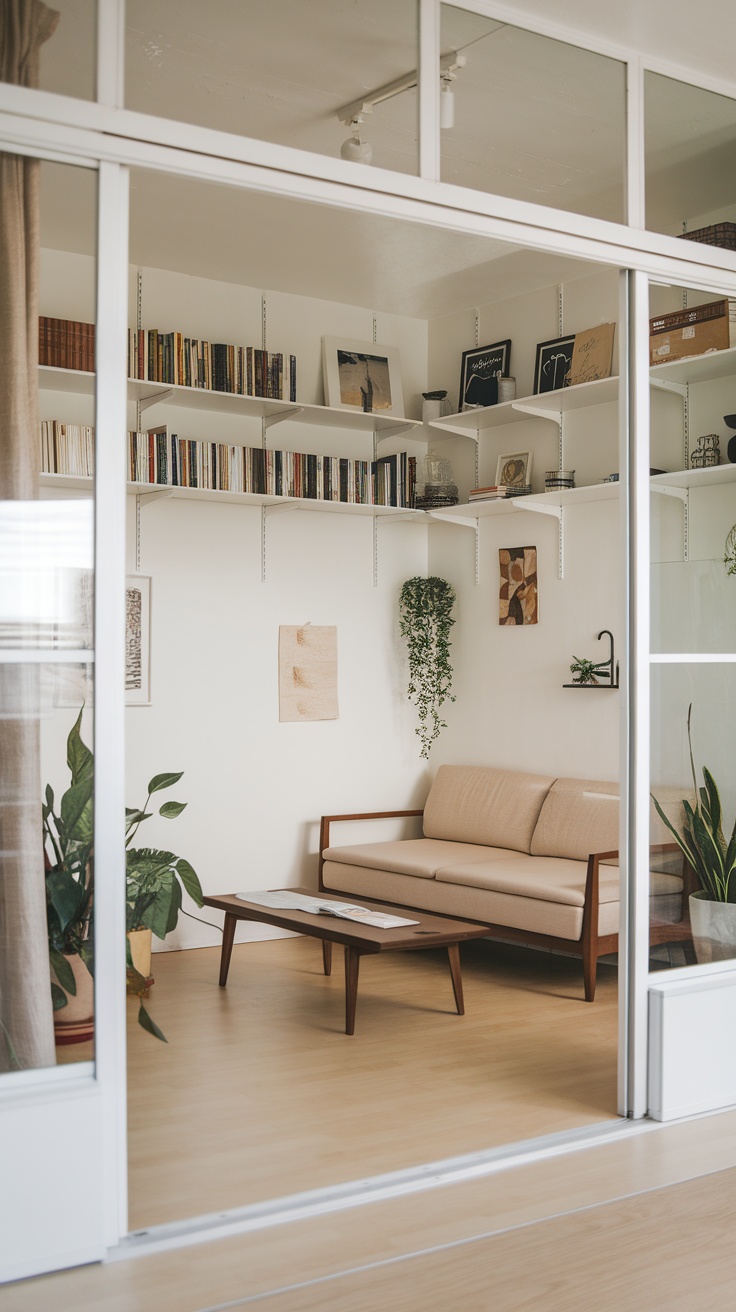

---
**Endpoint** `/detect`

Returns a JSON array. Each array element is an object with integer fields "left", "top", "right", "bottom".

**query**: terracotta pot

[
  {"left": 689, "top": 891, "right": 736, "bottom": 964},
  {"left": 53, "top": 953, "right": 94, "bottom": 1046},
  {"left": 127, "top": 927, "right": 154, "bottom": 997}
]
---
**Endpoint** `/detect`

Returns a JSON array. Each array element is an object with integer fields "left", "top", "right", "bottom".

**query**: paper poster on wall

[
  {"left": 568, "top": 322, "right": 616, "bottom": 386},
  {"left": 126, "top": 576, "right": 151, "bottom": 705},
  {"left": 279, "top": 624, "right": 339, "bottom": 722},
  {"left": 499, "top": 547, "right": 538, "bottom": 626}
]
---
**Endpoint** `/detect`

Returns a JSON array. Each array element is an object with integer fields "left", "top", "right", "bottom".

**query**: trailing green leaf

[
  {"left": 159, "top": 801, "right": 187, "bottom": 819},
  {"left": 147, "top": 772, "right": 184, "bottom": 794},
  {"left": 399, "top": 576, "right": 456, "bottom": 759}
]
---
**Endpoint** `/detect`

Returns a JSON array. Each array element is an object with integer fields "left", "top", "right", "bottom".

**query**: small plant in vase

[{"left": 569, "top": 655, "right": 610, "bottom": 686}]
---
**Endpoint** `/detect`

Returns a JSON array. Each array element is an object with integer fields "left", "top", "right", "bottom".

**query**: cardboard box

[{"left": 649, "top": 298, "right": 736, "bottom": 365}]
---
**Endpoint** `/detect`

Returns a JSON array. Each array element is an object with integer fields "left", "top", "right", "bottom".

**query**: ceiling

[{"left": 37, "top": 0, "right": 736, "bottom": 315}]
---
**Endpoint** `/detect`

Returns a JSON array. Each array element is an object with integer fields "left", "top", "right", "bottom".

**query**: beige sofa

[{"left": 319, "top": 765, "right": 693, "bottom": 1001}]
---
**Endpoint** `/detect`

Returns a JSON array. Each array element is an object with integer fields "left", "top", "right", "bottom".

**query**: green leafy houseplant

[
  {"left": 399, "top": 576, "right": 456, "bottom": 759},
  {"left": 569, "top": 656, "right": 610, "bottom": 686},
  {"left": 651, "top": 705, "right": 736, "bottom": 903},
  {"left": 43, "top": 709, "right": 95, "bottom": 1014}
]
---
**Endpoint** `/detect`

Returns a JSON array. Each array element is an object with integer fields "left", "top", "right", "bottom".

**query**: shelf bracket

[
  {"left": 512, "top": 402, "right": 562, "bottom": 425},
  {"left": 517, "top": 501, "right": 562, "bottom": 521},
  {"left": 376, "top": 420, "right": 415, "bottom": 441},
  {"left": 426, "top": 511, "right": 478, "bottom": 529},
  {"left": 136, "top": 488, "right": 173, "bottom": 505},
  {"left": 518, "top": 500, "right": 564, "bottom": 579},
  {"left": 264, "top": 406, "right": 302, "bottom": 429},
  {"left": 139, "top": 388, "right": 174, "bottom": 413},
  {"left": 649, "top": 378, "right": 688, "bottom": 397},
  {"left": 650, "top": 484, "right": 688, "bottom": 502}
]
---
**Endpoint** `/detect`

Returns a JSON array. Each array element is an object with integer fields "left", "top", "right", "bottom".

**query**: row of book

[
  {"left": 468, "top": 483, "right": 532, "bottom": 501},
  {"left": 39, "top": 317, "right": 95, "bottom": 372},
  {"left": 41, "top": 421, "right": 95, "bottom": 477},
  {"left": 128, "top": 329, "right": 297, "bottom": 401},
  {"left": 41, "top": 420, "right": 416, "bottom": 508}
]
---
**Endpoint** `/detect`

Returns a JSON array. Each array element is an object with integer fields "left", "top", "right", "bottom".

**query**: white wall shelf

[
  {"left": 426, "top": 376, "right": 619, "bottom": 439},
  {"left": 650, "top": 345, "right": 736, "bottom": 389}
]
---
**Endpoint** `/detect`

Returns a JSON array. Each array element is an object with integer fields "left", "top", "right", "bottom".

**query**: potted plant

[
  {"left": 652, "top": 705, "right": 736, "bottom": 963},
  {"left": 125, "top": 771, "right": 205, "bottom": 1040},
  {"left": 43, "top": 709, "right": 95, "bottom": 1044},
  {"left": 398, "top": 576, "right": 456, "bottom": 759}
]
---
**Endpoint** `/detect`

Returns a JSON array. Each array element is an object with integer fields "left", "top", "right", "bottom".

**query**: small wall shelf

[{"left": 563, "top": 630, "right": 619, "bottom": 689}]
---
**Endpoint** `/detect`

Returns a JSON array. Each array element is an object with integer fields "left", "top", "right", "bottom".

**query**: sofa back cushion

[
  {"left": 530, "top": 778, "right": 619, "bottom": 860},
  {"left": 423, "top": 765, "right": 555, "bottom": 853}
]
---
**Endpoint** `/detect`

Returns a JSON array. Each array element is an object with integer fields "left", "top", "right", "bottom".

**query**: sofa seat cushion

[
  {"left": 436, "top": 856, "right": 683, "bottom": 906},
  {"left": 321, "top": 838, "right": 520, "bottom": 881},
  {"left": 423, "top": 765, "right": 555, "bottom": 853}
]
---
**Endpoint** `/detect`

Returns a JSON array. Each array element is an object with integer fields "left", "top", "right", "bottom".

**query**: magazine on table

[{"left": 235, "top": 889, "right": 419, "bottom": 929}]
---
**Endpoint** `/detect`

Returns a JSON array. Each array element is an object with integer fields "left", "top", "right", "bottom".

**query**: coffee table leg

[
  {"left": 322, "top": 940, "right": 332, "bottom": 976},
  {"left": 344, "top": 945, "right": 361, "bottom": 1035},
  {"left": 447, "top": 943, "right": 464, "bottom": 1015},
  {"left": 219, "top": 912, "right": 238, "bottom": 987}
]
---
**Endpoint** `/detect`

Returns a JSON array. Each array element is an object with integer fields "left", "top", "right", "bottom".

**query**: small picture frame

[
  {"left": 495, "top": 450, "right": 533, "bottom": 489},
  {"left": 458, "top": 339, "right": 511, "bottom": 411},
  {"left": 322, "top": 336, "right": 404, "bottom": 416},
  {"left": 533, "top": 335, "right": 575, "bottom": 394},
  {"left": 126, "top": 575, "right": 151, "bottom": 705}
]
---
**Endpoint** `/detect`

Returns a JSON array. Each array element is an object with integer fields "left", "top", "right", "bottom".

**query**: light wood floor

[{"left": 124, "top": 935, "right": 618, "bottom": 1229}]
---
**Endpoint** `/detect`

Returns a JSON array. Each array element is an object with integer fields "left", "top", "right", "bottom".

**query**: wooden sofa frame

[{"left": 319, "top": 811, "right": 697, "bottom": 1001}]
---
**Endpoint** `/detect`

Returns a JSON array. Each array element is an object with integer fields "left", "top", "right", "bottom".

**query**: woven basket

[{"left": 679, "top": 223, "right": 736, "bottom": 251}]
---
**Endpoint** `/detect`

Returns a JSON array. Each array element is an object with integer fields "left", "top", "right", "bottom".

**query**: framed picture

[
  {"left": 458, "top": 339, "right": 511, "bottom": 411},
  {"left": 499, "top": 546, "right": 538, "bottom": 626},
  {"left": 495, "top": 450, "right": 533, "bottom": 489},
  {"left": 126, "top": 575, "right": 151, "bottom": 705},
  {"left": 322, "top": 336, "right": 404, "bottom": 417},
  {"left": 568, "top": 322, "right": 616, "bottom": 386},
  {"left": 533, "top": 335, "right": 575, "bottom": 394}
]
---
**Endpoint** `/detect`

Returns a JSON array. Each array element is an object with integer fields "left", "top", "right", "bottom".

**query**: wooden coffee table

[{"left": 202, "top": 888, "right": 491, "bottom": 1034}]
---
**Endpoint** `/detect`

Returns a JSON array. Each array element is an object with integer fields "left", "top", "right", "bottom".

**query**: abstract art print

[
  {"left": 499, "top": 547, "right": 538, "bottom": 625},
  {"left": 279, "top": 624, "right": 339, "bottom": 722},
  {"left": 458, "top": 339, "right": 511, "bottom": 410},
  {"left": 126, "top": 575, "right": 151, "bottom": 704},
  {"left": 322, "top": 336, "right": 404, "bottom": 416},
  {"left": 533, "top": 335, "right": 575, "bottom": 393}
]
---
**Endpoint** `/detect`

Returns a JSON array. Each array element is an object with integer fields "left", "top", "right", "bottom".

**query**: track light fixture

[
  {"left": 336, "top": 52, "right": 465, "bottom": 163},
  {"left": 340, "top": 115, "right": 373, "bottom": 164}
]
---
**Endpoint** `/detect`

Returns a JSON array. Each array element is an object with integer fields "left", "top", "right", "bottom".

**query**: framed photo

[
  {"left": 568, "top": 322, "right": 616, "bottom": 386},
  {"left": 459, "top": 339, "right": 511, "bottom": 411},
  {"left": 322, "top": 336, "right": 404, "bottom": 417},
  {"left": 533, "top": 335, "right": 575, "bottom": 394},
  {"left": 126, "top": 575, "right": 151, "bottom": 706},
  {"left": 495, "top": 450, "right": 533, "bottom": 489}
]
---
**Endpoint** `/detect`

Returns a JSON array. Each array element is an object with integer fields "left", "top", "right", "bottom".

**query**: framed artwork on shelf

[
  {"left": 458, "top": 339, "right": 511, "bottom": 411},
  {"left": 533, "top": 335, "right": 575, "bottom": 393},
  {"left": 321, "top": 336, "right": 404, "bottom": 416},
  {"left": 126, "top": 575, "right": 151, "bottom": 705},
  {"left": 495, "top": 450, "right": 533, "bottom": 489},
  {"left": 568, "top": 322, "right": 616, "bottom": 385}
]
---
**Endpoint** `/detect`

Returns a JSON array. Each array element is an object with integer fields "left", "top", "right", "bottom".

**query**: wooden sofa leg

[{"left": 583, "top": 947, "right": 597, "bottom": 1002}]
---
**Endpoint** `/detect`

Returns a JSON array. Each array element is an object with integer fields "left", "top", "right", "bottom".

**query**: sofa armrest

[{"left": 318, "top": 810, "right": 424, "bottom": 885}]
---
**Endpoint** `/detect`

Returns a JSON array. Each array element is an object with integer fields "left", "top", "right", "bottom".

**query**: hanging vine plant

[{"left": 399, "top": 576, "right": 457, "bottom": 759}]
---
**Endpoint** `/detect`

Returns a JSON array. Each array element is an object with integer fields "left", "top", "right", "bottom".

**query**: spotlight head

[
  {"left": 440, "top": 80, "right": 455, "bottom": 130},
  {"left": 340, "top": 116, "right": 372, "bottom": 164}
]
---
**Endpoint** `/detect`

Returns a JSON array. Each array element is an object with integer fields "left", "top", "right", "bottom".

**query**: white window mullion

[
  {"left": 97, "top": 0, "right": 125, "bottom": 110},
  {"left": 419, "top": 0, "right": 440, "bottom": 181},
  {"left": 626, "top": 55, "right": 646, "bottom": 230}
]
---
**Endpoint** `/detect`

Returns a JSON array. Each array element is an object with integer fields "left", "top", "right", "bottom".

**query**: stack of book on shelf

[
  {"left": 468, "top": 484, "right": 511, "bottom": 502},
  {"left": 41, "top": 420, "right": 416, "bottom": 509},
  {"left": 128, "top": 329, "right": 297, "bottom": 401},
  {"left": 40, "top": 420, "right": 94, "bottom": 477},
  {"left": 39, "top": 318, "right": 95, "bottom": 372}
]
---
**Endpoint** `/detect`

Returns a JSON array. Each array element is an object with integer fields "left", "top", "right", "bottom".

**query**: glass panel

[
  {"left": 649, "top": 280, "right": 736, "bottom": 655},
  {"left": 439, "top": 6, "right": 626, "bottom": 222},
  {"left": 0, "top": 0, "right": 96, "bottom": 101},
  {"left": 0, "top": 155, "right": 96, "bottom": 1074},
  {"left": 650, "top": 667, "right": 736, "bottom": 971},
  {"left": 645, "top": 72, "right": 736, "bottom": 242},
  {"left": 125, "top": 0, "right": 419, "bottom": 175}
]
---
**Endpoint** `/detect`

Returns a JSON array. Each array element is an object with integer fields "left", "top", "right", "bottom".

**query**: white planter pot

[{"left": 689, "top": 891, "right": 736, "bottom": 964}]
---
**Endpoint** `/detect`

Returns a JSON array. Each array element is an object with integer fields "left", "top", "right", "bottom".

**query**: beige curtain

[{"left": 0, "top": 0, "right": 60, "bottom": 1071}]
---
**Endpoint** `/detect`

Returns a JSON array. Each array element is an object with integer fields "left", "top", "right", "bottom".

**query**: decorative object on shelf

[
  {"left": 649, "top": 298, "right": 736, "bottom": 366},
  {"left": 322, "top": 336, "right": 404, "bottom": 416},
  {"left": 652, "top": 705, "right": 736, "bottom": 964},
  {"left": 126, "top": 576, "right": 151, "bottom": 706},
  {"left": 495, "top": 450, "right": 533, "bottom": 490},
  {"left": 564, "top": 629, "right": 619, "bottom": 688},
  {"left": 458, "top": 339, "right": 511, "bottom": 411},
  {"left": 398, "top": 577, "right": 456, "bottom": 759},
  {"left": 724, "top": 415, "right": 736, "bottom": 464},
  {"left": 279, "top": 625, "right": 339, "bottom": 723},
  {"left": 533, "top": 334, "right": 575, "bottom": 393},
  {"left": 44, "top": 710, "right": 95, "bottom": 1046},
  {"left": 414, "top": 450, "right": 458, "bottom": 509},
  {"left": 498, "top": 376, "right": 516, "bottom": 402},
  {"left": 678, "top": 222, "right": 736, "bottom": 251},
  {"left": 724, "top": 525, "right": 736, "bottom": 576},
  {"left": 544, "top": 469, "right": 575, "bottom": 490},
  {"left": 689, "top": 433, "right": 720, "bottom": 470},
  {"left": 568, "top": 323, "right": 616, "bottom": 386},
  {"left": 421, "top": 390, "right": 451, "bottom": 422},
  {"left": 125, "top": 768, "right": 205, "bottom": 1039},
  {"left": 499, "top": 546, "right": 538, "bottom": 626}
]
